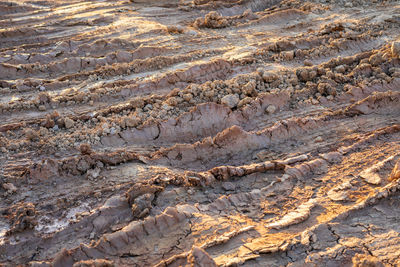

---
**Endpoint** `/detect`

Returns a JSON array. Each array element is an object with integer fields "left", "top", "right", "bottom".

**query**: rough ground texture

[{"left": 1, "top": 0, "right": 400, "bottom": 266}]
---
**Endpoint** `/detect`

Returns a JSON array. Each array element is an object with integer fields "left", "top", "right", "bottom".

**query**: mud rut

[{"left": 1, "top": 0, "right": 400, "bottom": 266}]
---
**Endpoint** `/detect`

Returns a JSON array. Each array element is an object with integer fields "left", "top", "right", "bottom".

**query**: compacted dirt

[{"left": 1, "top": 0, "right": 400, "bottom": 266}]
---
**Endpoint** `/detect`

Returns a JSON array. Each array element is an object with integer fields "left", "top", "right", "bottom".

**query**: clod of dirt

[
  {"left": 265, "top": 104, "right": 277, "bottom": 114},
  {"left": 392, "top": 41, "right": 400, "bottom": 58},
  {"left": 221, "top": 94, "right": 239, "bottom": 108},
  {"left": 2, "top": 182, "right": 17, "bottom": 193},
  {"left": 194, "top": 11, "right": 229, "bottom": 28},
  {"left": 389, "top": 160, "right": 400, "bottom": 181},
  {"left": 79, "top": 143, "right": 93, "bottom": 155},
  {"left": 262, "top": 71, "right": 279, "bottom": 83},
  {"left": 5, "top": 202, "right": 37, "bottom": 235},
  {"left": 352, "top": 254, "right": 384, "bottom": 267},
  {"left": 64, "top": 117, "right": 75, "bottom": 129},
  {"left": 187, "top": 247, "right": 217, "bottom": 267},
  {"left": 72, "top": 259, "right": 114, "bottom": 267},
  {"left": 131, "top": 193, "right": 154, "bottom": 218}
]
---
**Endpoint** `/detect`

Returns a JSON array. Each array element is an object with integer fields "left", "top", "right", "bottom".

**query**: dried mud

[{"left": 1, "top": 0, "right": 400, "bottom": 266}]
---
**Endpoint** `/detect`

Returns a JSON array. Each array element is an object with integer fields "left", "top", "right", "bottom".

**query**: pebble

[
  {"left": 238, "top": 97, "right": 252, "bottom": 108},
  {"left": 125, "top": 117, "right": 140, "bottom": 127},
  {"left": 222, "top": 182, "right": 235, "bottom": 191},
  {"left": 282, "top": 50, "right": 294, "bottom": 60},
  {"left": 103, "top": 127, "right": 110, "bottom": 134},
  {"left": 64, "top": 117, "right": 74, "bottom": 129},
  {"left": 263, "top": 72, "right": 279, "bottom": 83},
  {"left": 221, "top": 94, "right": 239, "bottom": 108},
  {"left": 183, "top": 93, "right": 193, "bottom": 102},
  {"left": 335, "top": 65, "right": 346, "bottom": 73},
  {"left": 144, "top": 104, "right": 153, "bottom": 111},
  {"left": 304, "top": 59, "right": 313, "bottom": 66},
  {"left": 344, "top": 2, "right": 353, "bottom": 7},
  {"left": 266, "top": 105, "right": 277, "bottom": 114},
  {"left": 315, "top": 136, "right": 323, "bottom": 142},
  {"left": 39, "top": 127, "right": 48, "bottom": 136}
]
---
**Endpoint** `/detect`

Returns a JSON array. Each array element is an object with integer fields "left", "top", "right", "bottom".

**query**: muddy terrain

[{"left": 1, "top": 0, "right": 400, "bottom": 266}]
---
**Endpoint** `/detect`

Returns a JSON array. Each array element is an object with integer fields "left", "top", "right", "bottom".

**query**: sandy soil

[{"left": 1, "top": 0, "right": 400, "bottom": 266}]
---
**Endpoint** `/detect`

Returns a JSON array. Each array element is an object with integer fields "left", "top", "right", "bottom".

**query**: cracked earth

[{"left": 1, "top": 0, "right": 400, "bottom": 266}]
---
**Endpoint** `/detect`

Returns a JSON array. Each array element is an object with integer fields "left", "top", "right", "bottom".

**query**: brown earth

[{"left": 1, "top": 0, "right": 400, "bottom": 266}]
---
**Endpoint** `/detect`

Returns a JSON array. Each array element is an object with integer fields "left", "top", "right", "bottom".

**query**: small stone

[
  {"left": 335, "top": 65, "right": 346, "bottom": 73},
  {"left": 79, "top": 143, "right": 92, "bottom": 155},
  {"left": 162, "top": 104, "right": 171, "bottom": 111},
  {"left": 166, "top": 25, "right": 184, "bottom": 34},
  {"left": 243, "top": 81, "right": 256, "bottom": 96},
  {"left": 304, "top": 59, "right": 313, "bottom": 66},
  {"left": 64, "top": 117, "right": 74, "bottom": 129},
  {"left": 38, "top": 92, "right": 49, "bottom": 104},
  {"left": 39, "top": 85, "right": 46, "bottom": 91},
  {"left": 96, "top": 161, "right": 104, "bottom": 168},
  {"left": 38, "top": 105, "right": 46, "bottom": 111},
  {"left": 391, "top": 41, "right": 400, "bottom": 58},
  {"left": 266, "top": 105, "right": 277, "bottom": 114},
  {"left": 389, "top": 160, "right": 400, "bottom": 181},
  {"left": 238, "top": 97, "right": 252, "bottom": 108},
  {"left": 282, "top": 50, "right": 294, "bottom": 60},
  {"left": 298, "top": 68, "right": 317, "bottom": 82},
  {"left": 183, "top": 93, "right": 193, "bottom": 102},
  {"left": 39, "top": 127, "right": 48, "bottom": 136},
  {"left": 144, "top": 104, "right": 153, "bottom": 111},
  {"left": 311, "top": 98, "right": 319, "bottom": 105},
  {"left": 125, "top": 117, "right": 140, "bottom": 127},
  {"left": 166, "top": 97, "right": 178, "bottom": 106},
  {"left": 262, "top": 72, "right": 278, "bottom": 83},
  {"left": 222, "top": 182, "right": 235, "bottom": 191},
  {"left": 89, "top": 232, "right": 95, "bottom": 239},
  {"left": 87, "top": 168, "right": 100, "bottom": 179},
  {"left": 3, "top": 183, "right": 17, "bottom": 193},
  {"left": 315, "top": 136, "right": 323, "bottom": 142},
  {"left": 24, "top": 129, "right": 39, "bottom": 141},
  {"left": 103, "top": 127, "right": 110, "bottom": 135},
  {"left": 130, "top": 98, "right": 145, "bottom": 108},
  {"left": 221, "top": 94, "right": 239, "bottom": 109},
  {"left": 344, "top": 2, "right": 353, "bottom": 7}
]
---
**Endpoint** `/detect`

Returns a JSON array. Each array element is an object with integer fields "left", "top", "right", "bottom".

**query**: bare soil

[{"left": 1, "top": 0, "right": 400, "bottom": 266}]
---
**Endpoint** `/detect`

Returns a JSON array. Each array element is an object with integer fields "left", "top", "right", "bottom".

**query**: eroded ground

[{"left": 1, "top": 0, "right": 400, "bottom": 266}]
